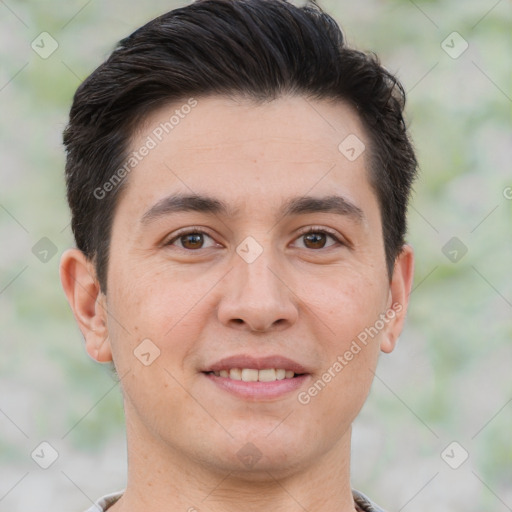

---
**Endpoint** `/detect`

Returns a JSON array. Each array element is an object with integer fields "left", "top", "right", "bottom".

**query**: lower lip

[{"left": 203, "top": 373, "right": 310, "bottom": 400}]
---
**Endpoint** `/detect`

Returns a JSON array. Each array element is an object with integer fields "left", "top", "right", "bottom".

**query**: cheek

[
  {"left": 296, "top": 267, "right": 387, "bottom": 410},
  {"left": 104, "top": 272, "right": 207, "bottom": 418},
  {"left": 105, "top": 265, "right": 211, "bottom": 369},
  {"left": 297, "top": 266, "right": 388, "bottom": 343}
]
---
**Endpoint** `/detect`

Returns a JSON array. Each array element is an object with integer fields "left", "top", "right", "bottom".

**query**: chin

[
  {"left": 218, "top": 451, "right": 312, "bottom": 482},
  {"left": 204, "top": 430, "right": 316, "bottom": 479}
]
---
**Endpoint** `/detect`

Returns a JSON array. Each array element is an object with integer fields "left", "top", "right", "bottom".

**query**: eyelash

[{"left": 164, "top": 226, "right": 345, "bottom": 251}]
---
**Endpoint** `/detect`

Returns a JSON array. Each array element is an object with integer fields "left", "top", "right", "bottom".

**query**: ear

[
  {"left": 380, "top": 244, "right": 415, "bottom": 354},
  {"left": 59, "top": 248, "right": 113, "bottom": 363}
]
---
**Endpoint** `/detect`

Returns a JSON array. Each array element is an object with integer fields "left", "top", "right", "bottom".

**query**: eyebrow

[{"left": 140, "top": 192, "right": 365, "bottom": 224}]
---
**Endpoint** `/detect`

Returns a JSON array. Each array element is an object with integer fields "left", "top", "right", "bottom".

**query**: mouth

[
  {"left": 201, "top": 355, "right": 310, "bottom": 400},
  {"left": 204, "top": 368, "right": 302, "bottom": 381}
]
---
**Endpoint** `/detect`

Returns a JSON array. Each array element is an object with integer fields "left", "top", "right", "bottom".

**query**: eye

[
  {"left": 165, "top": 228, "right": 218, "bottom": 250},
  {"left": 293, "top": 228, "right": 343, "bottom": 250},
  {"left": 164, "top": 227, "right": 344, "bottom": 251}
]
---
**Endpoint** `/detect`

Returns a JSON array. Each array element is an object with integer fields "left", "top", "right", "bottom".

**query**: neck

[{"left": 112, "top": 409, "right": 357, "bottom": 512}]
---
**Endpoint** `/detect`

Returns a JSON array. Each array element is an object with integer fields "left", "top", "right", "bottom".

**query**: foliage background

[{"left": 0, "top": 0, "right": 510, "bottom": 510}]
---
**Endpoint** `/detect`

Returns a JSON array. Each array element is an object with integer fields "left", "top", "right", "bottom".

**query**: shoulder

[
  {"left": 84, "top": 488, "right": 384, "bottom": 512},
  {"left": 352, "top": 489, "right": 389, "bottom": 512},
  {"left": 82, "top": 490, "right": 124, "bottom": 512}
]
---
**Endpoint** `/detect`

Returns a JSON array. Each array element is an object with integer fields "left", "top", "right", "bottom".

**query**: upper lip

[{"left": 204, "top": 354, "right": 310, "bottom": 374}]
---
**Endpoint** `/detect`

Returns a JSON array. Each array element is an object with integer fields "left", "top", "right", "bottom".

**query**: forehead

[
  {"left": 120, "top": 94, "right": 376, "bottom": 221},
  {"left": 135, "top": 95, "right": 365, "bottom": 157}
]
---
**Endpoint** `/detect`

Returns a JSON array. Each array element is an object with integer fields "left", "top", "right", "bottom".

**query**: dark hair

[{"left": 63, "top": 0, "right": 417, "bottom": 292}]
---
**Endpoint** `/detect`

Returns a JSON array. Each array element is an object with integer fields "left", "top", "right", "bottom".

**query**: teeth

[
  {"left": 258, "top": 368, "right": 276, "bottom": 382},
  {"left": 276, "top": 369, "right": 286, "bottom": 380},
  {"left": 241, "top": 368, "right": 259, "bottom": 382},
  {"left": 212, "top": 368, "right": 297, "bottom": 381},
  {"left": 229, "top": 368, "right": 242, "bottom": 380}
]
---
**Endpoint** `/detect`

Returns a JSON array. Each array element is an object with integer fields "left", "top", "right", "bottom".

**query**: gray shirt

[{"left": 83, "top": 489, "right": 387, "bottom": 511}]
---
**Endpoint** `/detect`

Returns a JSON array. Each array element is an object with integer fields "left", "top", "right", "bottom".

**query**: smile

[
  {"left": 207, "top": 368, "right": 297, "bottom": 382},
  {"left": 202, "top": 355, "right": 311, "bottom": 400}
]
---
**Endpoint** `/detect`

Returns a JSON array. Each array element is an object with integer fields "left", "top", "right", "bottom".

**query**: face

[{"left": 63, "top": 95, "right": 413, "bottom": 478}]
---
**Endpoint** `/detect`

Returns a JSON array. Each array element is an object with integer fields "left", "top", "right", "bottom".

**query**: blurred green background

[{"left": 0, "top": 0, "right": 511, "bottom": 510}]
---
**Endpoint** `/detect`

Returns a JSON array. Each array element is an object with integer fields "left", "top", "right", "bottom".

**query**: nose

[{"left": 216, "top": 245, "right": 299, "bottom": 333}]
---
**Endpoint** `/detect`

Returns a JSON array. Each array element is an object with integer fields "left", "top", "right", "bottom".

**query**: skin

[{"left": 60, "top": 95, "right": 414, "bottom": 512}]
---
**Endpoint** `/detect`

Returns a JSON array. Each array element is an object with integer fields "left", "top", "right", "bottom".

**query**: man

[{"left": 60, "top": 0, "right": 417, "bottom": 510}]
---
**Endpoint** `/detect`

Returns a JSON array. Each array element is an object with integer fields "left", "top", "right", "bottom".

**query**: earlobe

[
  {"left": 85, "top": 332, "right": 113, "bottom": 363},
  {"left": 380, "top": 244, "right": 414, "bottom": 354},
  {"left": 59, "top": 248, "right": 113, "bottom": 363}
]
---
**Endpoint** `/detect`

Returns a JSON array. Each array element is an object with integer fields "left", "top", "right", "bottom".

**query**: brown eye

[
  {"left": 294, "top": 229, "right": 342, "bottom": 250},
  {"left": 166, "top": 230, "right": 217, "bottom": 250},
  {"left": 180, "top": 233, "right": 205, "bottom": 249},
  {"left": 303, "top": 232, "right": 328, "bottom": 249}
]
